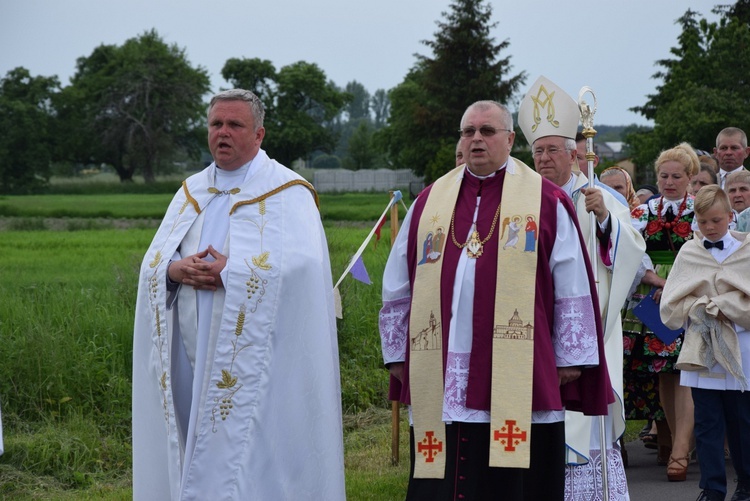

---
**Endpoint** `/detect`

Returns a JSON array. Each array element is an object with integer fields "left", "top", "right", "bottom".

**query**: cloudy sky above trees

[{"left": 1, "top": 0, "right": 719, "bottom": 125}]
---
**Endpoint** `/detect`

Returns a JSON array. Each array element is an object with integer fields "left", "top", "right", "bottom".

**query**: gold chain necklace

[{"left": 450, "top": 202, "right": 502, "bottom": 258}]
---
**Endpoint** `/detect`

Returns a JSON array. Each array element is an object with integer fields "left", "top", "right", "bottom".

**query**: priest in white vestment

[
  {"left": 519, "top": 76, "right": 646, "bottom": 501},
  {"left": 132, "top": 89, "right": 345, "bottom": 500}
]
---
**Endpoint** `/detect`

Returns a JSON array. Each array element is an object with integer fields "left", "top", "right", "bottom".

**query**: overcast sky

[{"left": 1, "top": 0, "right": 721, "bottom": 126}]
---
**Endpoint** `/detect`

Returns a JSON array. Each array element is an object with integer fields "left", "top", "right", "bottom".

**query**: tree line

[{"left": 1, "top": 0, "right": 748, "bottom": 194}]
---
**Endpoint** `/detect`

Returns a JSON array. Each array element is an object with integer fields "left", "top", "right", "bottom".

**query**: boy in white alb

[{"left": 661, "top": 185, "right": 750, "bottom": 501}]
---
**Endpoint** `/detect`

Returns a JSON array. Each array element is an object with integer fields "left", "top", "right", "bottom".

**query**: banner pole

[{"left": 389, "top": 190, "right": 401, "bottom": 466}]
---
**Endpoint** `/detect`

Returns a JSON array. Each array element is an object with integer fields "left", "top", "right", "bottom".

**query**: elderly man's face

[
  {"left": 532, "top": 136, "right": 576, "bottom": 187},
  {"left": 714, "top": 133, "right": 750, "bottom": 173},
  {"left": 460, "top": 105, "right": 514, "bottom": 176},
  {"left": 727, "top": 181, "right": 750, "bottom": 212},
  {"left": 208, "top": 100, "right": 265, "bottom": 170}
]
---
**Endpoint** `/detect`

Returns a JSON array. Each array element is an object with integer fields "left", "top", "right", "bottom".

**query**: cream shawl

[{"left": 660, "top": 232, "right": 750, "bottom": 390}]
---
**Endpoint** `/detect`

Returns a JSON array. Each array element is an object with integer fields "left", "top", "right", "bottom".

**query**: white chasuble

[{"left": 133, "top": 150, "right": 345, "bottom": 500}]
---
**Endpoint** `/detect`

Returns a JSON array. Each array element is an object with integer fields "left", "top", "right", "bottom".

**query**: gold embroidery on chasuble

[
  {"left": 229, "top": 179, "right": 318, "bottom": 215},
  {"left": 182, "top": 181, "right": 202, "bottom": 215},
  {"left": 147, "top": 186, "right": 203, "bottom": 428},
  {"left": 530, "top": 84, "right": 560, "bottom": 133},
  {"left": 209, "top": 197, "right": 269, "bottom": 432},
  {"left": 146, "top": 254, "right": 171, "bottom": 426}
]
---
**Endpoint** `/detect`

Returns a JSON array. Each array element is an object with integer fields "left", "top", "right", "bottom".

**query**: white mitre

[{"left": 518, "top": 75, "right": 578, "bottom": 144}]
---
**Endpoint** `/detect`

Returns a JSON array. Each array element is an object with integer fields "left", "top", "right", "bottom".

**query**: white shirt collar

[
  {"left": 703, "top": 232, "right": 739, "bottom": 261},
  {"left": 561, "top": 173, "right": 577, "bottom": 199}
]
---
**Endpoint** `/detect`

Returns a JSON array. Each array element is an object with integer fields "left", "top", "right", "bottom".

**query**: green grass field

[
  {"left": 0, "top": 191, "right": 643, "bottom": 499},
  {"left": 0, "top": 192, "right": 410, "bottom": 499},
  {"left": 0, "top": 191, "right": 409, "bottom": 222}
]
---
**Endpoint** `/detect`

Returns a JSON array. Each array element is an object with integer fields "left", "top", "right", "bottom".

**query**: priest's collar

[
  {"left": 465, "top": 160, "right": 508, "bottom": 180},
  {"left": 210, "top": 150, "right": 265, "bottom": 189},
  {"left": 216, "top": 162, "right": 250, "bottom": 178}
]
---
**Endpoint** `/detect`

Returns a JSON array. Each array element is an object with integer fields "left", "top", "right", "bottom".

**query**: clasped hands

[{"left": 168, "top": 245, "right": 227, "bottom": 291}]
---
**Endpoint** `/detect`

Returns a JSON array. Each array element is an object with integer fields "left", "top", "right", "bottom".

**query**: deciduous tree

[
  {"left": 628, "top": 3, "right": 750, "bottom": 175},
  {"left": 221, "top": 58, "right": 349, "bottom": 166},
  {"left": 58, "top": 30, "right": 210, "bottom": 182},
  {"left": 0, "top": 67, "right": 59, "bottom": 193}
]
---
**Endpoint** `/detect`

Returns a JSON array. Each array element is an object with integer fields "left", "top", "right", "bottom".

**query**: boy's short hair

[{"left": 694, "top": 184, "right": 732, "bottom": 215}]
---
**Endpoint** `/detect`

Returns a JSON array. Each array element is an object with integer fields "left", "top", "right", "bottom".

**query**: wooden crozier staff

[{"left": 578, "top": 87, "right": 610, "bottom": 501}]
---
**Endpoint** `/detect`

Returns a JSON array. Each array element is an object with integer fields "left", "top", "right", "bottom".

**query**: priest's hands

[
  {"left": 167, "top": 245, "right": 227, "bottom": 291},
  {"left": 580, "top": 187, "right": 609, "bottom": 223},
  {"left": 557, "top": 366, "right": 582, "bottom": 386}
]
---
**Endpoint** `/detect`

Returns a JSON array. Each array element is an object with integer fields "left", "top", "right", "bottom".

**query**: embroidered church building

[{"left": 493, "top": 309, "right": 534, "bottom": 340}]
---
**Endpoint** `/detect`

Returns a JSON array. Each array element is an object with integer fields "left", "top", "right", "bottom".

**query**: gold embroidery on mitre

[{"left": 530, "top": 84, "right": 560, "bottom": 132}]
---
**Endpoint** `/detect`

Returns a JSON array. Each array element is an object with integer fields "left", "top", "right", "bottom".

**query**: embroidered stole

[{"left": 409, "top": 161, "right": 542, "bottom": 478}]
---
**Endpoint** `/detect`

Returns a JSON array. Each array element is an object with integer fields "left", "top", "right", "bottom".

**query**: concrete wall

[{"left": 313, "top": 168, "right": 423, "bottom": 193}]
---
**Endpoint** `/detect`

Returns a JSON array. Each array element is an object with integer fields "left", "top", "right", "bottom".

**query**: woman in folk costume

[
  {"left": 625, "top": 143, "right": 700, "bottom": 482},
  {"left": 660, "top": 185, "right": 750, "bottom": 501}
]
